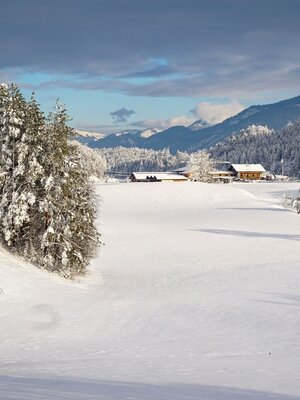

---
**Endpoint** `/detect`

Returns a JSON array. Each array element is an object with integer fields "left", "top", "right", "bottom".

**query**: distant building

[
  {"left": 210, "top": 170, "right": 235, "bottom": 183},
  {"left": 172, "top": 166, "right": 193, "bottom": 178},
  {"left": 130, "top": 164, "right": 266, "bottom": 183},
  {"left": 130, "top": 172, "right": 188, "bottom": 182},
  {"left": 228, "top": 164, "right": 266, "bottom": 180}
]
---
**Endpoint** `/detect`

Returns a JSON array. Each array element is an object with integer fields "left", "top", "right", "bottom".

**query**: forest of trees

[
  {"left": 73, "top": 144, "right": 215, "bottom": 182},
  {"left": 210, "top": 124, "right": 300, "bottom": 178},
  {"left": 0, "top": 83, "right": 100, "bottom": 278},
  {"left": 96, "top": 147, "right": 190, "bottom": 177}
]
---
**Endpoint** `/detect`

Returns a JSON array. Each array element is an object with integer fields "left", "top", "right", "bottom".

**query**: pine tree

[
  {"left": 0, "top": 84, "right": 100, "bottom": 278},
  {"left": 0, "top": 84, "right": 29, "bottom": 248},
  {"left": 40, "top": 102, "right": 100, "bottom": 277},
  {"left": 20, "top": 93, "right": 47, "bottom": 260}
]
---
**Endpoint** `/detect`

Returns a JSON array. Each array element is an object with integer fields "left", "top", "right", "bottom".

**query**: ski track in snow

[{"left": 0, "top": 181, "right": 300, "bottom": 399}]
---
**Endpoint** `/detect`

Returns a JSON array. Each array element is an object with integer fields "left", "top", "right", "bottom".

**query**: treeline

[
  {"left": 0, "top": 84, "right": 100, "bottom": 278},
  {"left": 75, "top": 122, "right": 300, "bottom": 181},
  {"left": 210, "top": 123, "right": 300, "bottom": 177},
  {"left": 74, "top": 143, "right": 214, "bottom": 181},
  {"left": 95, "top": 147, "right": 190, "bottom": 176}
]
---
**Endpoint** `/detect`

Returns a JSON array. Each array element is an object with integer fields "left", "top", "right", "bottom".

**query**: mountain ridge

[{"left": 83, "top": 94, "right": 300, "bottom": 153}]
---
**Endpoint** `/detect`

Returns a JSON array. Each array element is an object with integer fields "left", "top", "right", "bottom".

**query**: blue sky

[{"left": 1, "top": 0, "right": 300, "bottom": 133}]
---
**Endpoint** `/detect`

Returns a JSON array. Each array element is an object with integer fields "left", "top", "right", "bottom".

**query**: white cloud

[
  {"left": 191, "top": 101, "right": 245, "bottom": 125},
  {"left": 134, "top": 116, "right": 195, "bottom": 130},
  {"left": 123, "top": 100, "right": 245, "bottom": 132}
]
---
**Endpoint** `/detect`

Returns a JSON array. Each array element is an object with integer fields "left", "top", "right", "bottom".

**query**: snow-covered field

[{"left": 1, "top": 181, "right": 300, "bottom": 399}]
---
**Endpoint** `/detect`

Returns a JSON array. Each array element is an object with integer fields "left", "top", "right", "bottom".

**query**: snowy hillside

[
  {"left": 210, "top": 121, "right": 300, "bottom": 178},
  {"left": 1, "top": 182, "right": 300, "bottom": 399}
]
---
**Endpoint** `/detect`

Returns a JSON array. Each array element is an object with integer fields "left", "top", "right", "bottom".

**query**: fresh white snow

[
  {"left": 0, "top": 181, "right": 300, "bottom": 399},
  {"left": 76, "top": 130, "right": 105, "bottom": 140}
]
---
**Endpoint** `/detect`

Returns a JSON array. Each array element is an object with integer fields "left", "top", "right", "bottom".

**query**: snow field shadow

[
  {"left": 0, "top": 376, "right": 299, "bottom": 400},
  {"left": 192, "top": 228, "right": 300, "bottom": 241}
]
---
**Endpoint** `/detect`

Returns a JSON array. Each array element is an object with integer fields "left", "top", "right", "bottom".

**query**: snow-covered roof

[
  {"left": 210, "top": 170, "right": 235, "bottom": 175},
  {"left": 173, "top": 166, "right": 191, "bottom": 173},
  {"left": 131, "top": 172, "right": 188, "bottom": 181},
  {"left": 230, "top": 164, "right": 266, "bottom": 172}
]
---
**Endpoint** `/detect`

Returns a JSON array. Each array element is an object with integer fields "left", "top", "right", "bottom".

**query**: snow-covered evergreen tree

[
  {"left": 73, "top": 141, "right": 107, "bottom": 179},
  {"left": 39, "top": 102, "right": 100, "bottom": 277},
  {"left": 0, "top": 84, "right": 100, "bottom": 278},
  {"left": 0, "top": 84, "right": 30, "bottom": 248},
  {"left": 13, "top": 92, "right": 46, "bottom": 260}
]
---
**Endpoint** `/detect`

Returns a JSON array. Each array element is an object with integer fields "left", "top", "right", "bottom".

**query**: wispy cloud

[
  {"left": 26, "top": 61, "right": 300, "bottom": 100},
  {"left": 132, "top": 116, "right": 195, "bottom": 130}
]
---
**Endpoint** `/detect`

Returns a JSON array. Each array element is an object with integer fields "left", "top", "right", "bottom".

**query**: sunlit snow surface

[{"left": 0, "top": 182, "right": 300, "bottom": 400}]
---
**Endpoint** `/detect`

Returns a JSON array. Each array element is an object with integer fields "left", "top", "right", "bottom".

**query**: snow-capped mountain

[
  {"left": 75, "top": 130, "right": 105, "bottom": 139},
  {"left": 140, "top": 128, "right": 161, "bottom": 138},
  {"left": 186, "top": 95, "right": 300, "bottom": 151},
  {"left": 88, "top": 127, "right": 161, "bottom": 148},
  {"left": 114, "top": 129, "right": 141, "bottom": 137},
  {"left": 188, "top": 118, "right": 210, "bottom": 131},
  {"left": 113, "top": 128, "right": 161, "bottom": 138},
  {"left": 86, "top": 94, "right": 300, "bottom": 153},
  {"left": 74, "top": 130, "right": 105, "bottom": 146}
]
